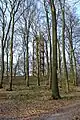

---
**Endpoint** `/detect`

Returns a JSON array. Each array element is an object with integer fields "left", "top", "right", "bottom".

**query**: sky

[{"left": 67, "top": 0, "right": 80, "bottom": 18}]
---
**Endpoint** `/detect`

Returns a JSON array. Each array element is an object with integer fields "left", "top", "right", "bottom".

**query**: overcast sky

[{"left": 67, "top": 0, "right": 80, "bottom": 17}]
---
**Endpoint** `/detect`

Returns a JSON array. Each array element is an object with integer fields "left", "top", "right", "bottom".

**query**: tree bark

[
  {"left": 44, "top": 0, "right": 52, "bottom": 88},
  {"left": 50, "top": 0, "right": 60, "bottom": 99},
  {"left": 45, "top": 40, "right": 49, "bottom": 81},
  {"left": 36, "top": 37, "right": 40, "bottom": 86},
  {"left": 58, "top": 0, "right": 69, "bottom": 93},
  {"left": 32, "top": 39, "right": 35, "bottom": 76},
  {"left": 57, "top": 40, "right": 62, "bottom": 87},
  {"left": 9, "top": 13, "right": 14, "bottom": 91},
  {"left": 6, "top": 39, "right": 9, "bottom": 80},
  {"left": 0, "top": 12, "right": 5, "bottom": 88}
]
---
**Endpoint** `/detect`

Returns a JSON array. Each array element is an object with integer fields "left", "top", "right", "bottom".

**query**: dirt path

[
  {"left": 0, "top": 86, "right": 80, "bottom": 120},
  {"left": 0, "top": 101, "right": 80, "bottom": 120},
  {"left": 34, "top": 102, "right": 80, "bottom": 120}
]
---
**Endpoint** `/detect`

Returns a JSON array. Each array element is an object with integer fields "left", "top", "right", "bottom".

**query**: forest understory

[{"left": 0, "top": 77, "right": 80, "bottom": 120}]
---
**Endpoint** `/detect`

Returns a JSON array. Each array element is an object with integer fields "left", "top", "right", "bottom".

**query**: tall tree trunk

[
  {"left": 9, "top": 13, "right": 14, "bottom": 91},
  {"left": 32, "top": 39, "right": 35, "bottom": 76},
  {"left": 25, "top": 20, "right": 30, "bottom": 87},
  {"left": 45, "top": 40, "right": 49, "bottom": 81},
  {"left": 26, "top": 33, "right": 29, "bottom": 87},
  {"left": 42, "top": 41, "right": 44, "bottom": 76},
  {"left": 62, "top": 7, "right": 69, "bottom": 93},
  {"left": 23, "top": 33, "right": 26, "bottom": 80},
  {"left": 50, "top": 0, "right": 60, "bottom": 99},
  {"left": 44, "top": 0, "right": 52, "bottom": 88},
  {"left": 73, "top": 55, "right": 77, "bottom": 85},
  {"left": 36, "top": 37, "right": 40, "bottom": 86},
  {"left": 24, "top": 51, "right": 26, "bottom": 80},
  {"left": 69, "top": 26, "right": 74, "bottom": 83},
  {"left": 49, "top": 33, "right": 52, "bottom": 89},
  {"left": 0, "top": 43, "right": 4, "bottom": 88},
  {"left": 0, "top": 12, "right": 5, "bottom": 88},
  {"left": 59, "top": 0, "right": 69, "bottom": 92},
  {"left": 69, "top": 26, "right": 77, "bottom": 85},
  {"left": 40, "top": 35, "right": 44, "bottom": 77},
  {"left": 6, "top": 39, "right": 9, "bottom": 80},
  {"left": 57, "top": 40, "right": 62, "bottom": 87}
]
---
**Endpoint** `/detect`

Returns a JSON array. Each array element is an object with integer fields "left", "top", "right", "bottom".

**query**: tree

[
  {"left": 50, "top": 0, "right": 60, "bottom": 99},
  {"left": 36, "top": 36, "right": 40, "bottom": 86},
  {"left": 32, "top": 38, "right": 35, "bottom": 77},
  {"left": 44, "top": 0, "right": 52, "bottom": 88},
  {"left": 0, "top": 1, "right": 8, "bottom": 88},
  {"left": 45, "top": 39, "right": 49, "bottom": 82},
  {"left": 65, "top": 8, "right": 79, "bottom": 86},
  {"left": 58, "top": 0, "right": 69, "bottom": 93},
  {"left": 57, "top": 39, "right": 62, "bottom": 87},
  {"left": 40, "top": 34, "right": 45, "bottom": 77},
  {"left": 9, "top": 0, "right": 22, "bottom": 90},
  {"left": 6, "top": 37, "right": 10, "bottom": 80}
]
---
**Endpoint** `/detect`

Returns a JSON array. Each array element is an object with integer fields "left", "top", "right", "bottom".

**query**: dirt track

[
  {"left": 0, "top": 101, "right": 80, "bottom": 120},
  {"left": 0, "top": 85, "right": 80, "bottom": 120},
  {"left": 33, "top": 102, "right": 80, "bottom": 120}
]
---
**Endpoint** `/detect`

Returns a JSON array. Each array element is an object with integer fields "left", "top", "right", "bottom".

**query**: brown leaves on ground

[{"left": 0, "top": 85, "right": 80, "bottom": 119}]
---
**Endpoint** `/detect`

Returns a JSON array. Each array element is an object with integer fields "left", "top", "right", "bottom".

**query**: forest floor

[{"left": 0, "top": 77, "right": 80, "bottom": 120}]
